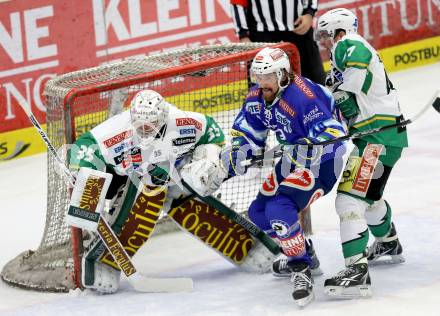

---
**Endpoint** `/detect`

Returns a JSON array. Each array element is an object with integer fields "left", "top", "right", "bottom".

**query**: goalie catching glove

[{"left": 180, "top": 144, "right": 228, "bottom": 197}]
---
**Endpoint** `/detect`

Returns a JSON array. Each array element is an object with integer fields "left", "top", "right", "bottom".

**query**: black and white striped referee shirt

[{"left": 230, "top": 0, "right": 318, "bottom": 38}]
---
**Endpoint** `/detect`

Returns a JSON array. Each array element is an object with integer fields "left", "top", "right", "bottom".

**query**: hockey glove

[
  {"left": 181, "top": 144, "right": 227, "bottom": 197},
  {"left": 325, "top": 67, "right": 343, "bottom": 90},
  {"left": 220, "top": 135, "right": 258, "bottom": 177},
  {"left": 283, "top": 137, "right": 323, "bottom": 167},
  {"left": 147, "top": 163, "right": 170, "bottom": 185},
  {"left": 333, "top": 88, "right": 359, "bottom": 122},
  {"left": 220, "top": 145, "right": 248, "bottom": 177}
]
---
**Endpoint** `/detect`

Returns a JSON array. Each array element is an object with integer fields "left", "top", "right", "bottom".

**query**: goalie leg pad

[
  {"left": 80, "top": 184, "right": 166, "bottom": 293},
  {"left": 239, "top": 238, "right": 276, "bottom": 273},
  {"left": 82, "top": 255, "right": 121, "bottom": 294},
  {"left": 167, "top": 197, "right": 256, "bottom": 268},
  {"left": 98, "top": 185, "right": 166, "bottom": 270}
]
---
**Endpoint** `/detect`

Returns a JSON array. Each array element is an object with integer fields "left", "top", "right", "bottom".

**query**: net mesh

[{"left": 1, "top": 42, "right": 300, "bottom": 292}]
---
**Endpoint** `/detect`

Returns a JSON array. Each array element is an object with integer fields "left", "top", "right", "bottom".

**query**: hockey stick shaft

[
  {"left": 180, "top": 180, "right": 281, "bottom": 255},
  {"left": 245, "top": 92, "right": 440, "bottom": 167},
  {"left": 19, "top": 104, "right": 192, "bottom": 292}
]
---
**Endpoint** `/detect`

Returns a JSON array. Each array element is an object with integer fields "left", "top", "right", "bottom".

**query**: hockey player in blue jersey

[{"left": 220, "top": 47, "right": 347, "bottom": 307}]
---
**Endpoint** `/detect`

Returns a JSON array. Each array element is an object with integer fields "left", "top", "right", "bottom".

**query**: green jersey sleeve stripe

[
  {"left": 352, "top": 114, "right": 398, "bottom": 129},
  {"left": 361, "top": 69, "right": 373, "bottom": 94},
  {"left": 346, "top": 61, "right": 369, "bottom": 68}
]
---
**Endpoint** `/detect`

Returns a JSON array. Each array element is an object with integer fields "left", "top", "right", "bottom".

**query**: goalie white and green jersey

[
  {"left": 69, "top": 103, "right": 225, "bottom": 183},
  {"left": 332, "top": 33, "right": 408, "bottom": 148}
]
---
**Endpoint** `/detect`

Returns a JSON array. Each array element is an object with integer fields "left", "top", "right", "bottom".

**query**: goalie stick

[
  {"left": 18, "top": 103, "right": 193, "bottom": 293},
  {"left": 244, "top": 91, "right": 440, "bottom": 167},
  {"left": 180, "top": 180, "right": 281, "bottom": 255}
]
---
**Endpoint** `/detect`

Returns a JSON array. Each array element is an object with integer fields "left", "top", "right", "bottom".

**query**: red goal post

[{"left": 1, "top": 42, "right": 300, "bottom": 292}]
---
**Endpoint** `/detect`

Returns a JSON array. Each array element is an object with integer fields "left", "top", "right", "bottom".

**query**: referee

[{"left": 230, "top": 0, "right": 326, "bottom": 85}]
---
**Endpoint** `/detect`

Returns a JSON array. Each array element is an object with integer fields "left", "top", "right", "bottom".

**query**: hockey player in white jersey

[
  {"left": 67, "top": 89, "right": 269, "bottom": 293},
  {"left": 315, "top": 8, "right": 408, "bottom": 298}
]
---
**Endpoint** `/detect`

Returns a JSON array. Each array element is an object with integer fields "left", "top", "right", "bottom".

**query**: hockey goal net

[{"left": 1, "top": 42, "right": 300, "bottom": 292}]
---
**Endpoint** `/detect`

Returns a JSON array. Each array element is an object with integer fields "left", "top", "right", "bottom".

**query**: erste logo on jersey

[
  {"left": 176, "top": 118, "right": 202, "bottom": 130},
  {"left": 113, "top": 141, "right": 133, "bottom": 154},
  {"left": 179, "top": 128, "right": 196, "bottom": 135}
]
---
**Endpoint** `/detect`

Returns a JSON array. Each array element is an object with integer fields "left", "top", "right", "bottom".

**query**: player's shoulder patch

[{"left": 292, "top": 75, "right": 315, "bottom": 99}]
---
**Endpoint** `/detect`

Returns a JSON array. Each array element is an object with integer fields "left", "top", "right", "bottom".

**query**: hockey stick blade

[
  {"left": 128, "top": 272, "right": 193, "bottom": 293},
  {"left": 181, "top": 181, "right": 281, "bottom": 255}
]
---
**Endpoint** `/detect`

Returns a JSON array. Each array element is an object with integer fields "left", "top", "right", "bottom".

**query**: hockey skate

[
  {"left": 289, "top": 262, "right": 314, "bottom": 307},
  {"left": 324, "top": 256, "right": 372, "bottom": 299},
  {"left": 272, "top": 238, "right": 322, "bottom": 277},
  {"left": 367, "top": 223, "right": 405, "bottom": 265}
]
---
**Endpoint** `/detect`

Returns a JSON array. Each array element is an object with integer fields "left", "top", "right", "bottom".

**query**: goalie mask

[
  {"left": 315, "top": 8, "right": 358, "bottom": 47},
  {"left": 251, "top": 47, "right": 291, "bottom": 92},
  {"left": 130, "top": 89, "right": 169, "bottom": 146}
]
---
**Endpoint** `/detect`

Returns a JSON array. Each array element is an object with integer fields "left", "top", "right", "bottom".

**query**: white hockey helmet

[
  {"left": 315, "top": 8, "right": 358, "bottom": 43},
  {"left": 130, "top": 89, "right": 168, "bottom": 145},
  {"left": 251, "top": 47, "right": 291, "bottom": 89}
]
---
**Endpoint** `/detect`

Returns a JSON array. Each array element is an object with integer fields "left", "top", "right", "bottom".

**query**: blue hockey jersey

[{"left": 231, "top": 75, "right": 347, "bottom": 164}]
